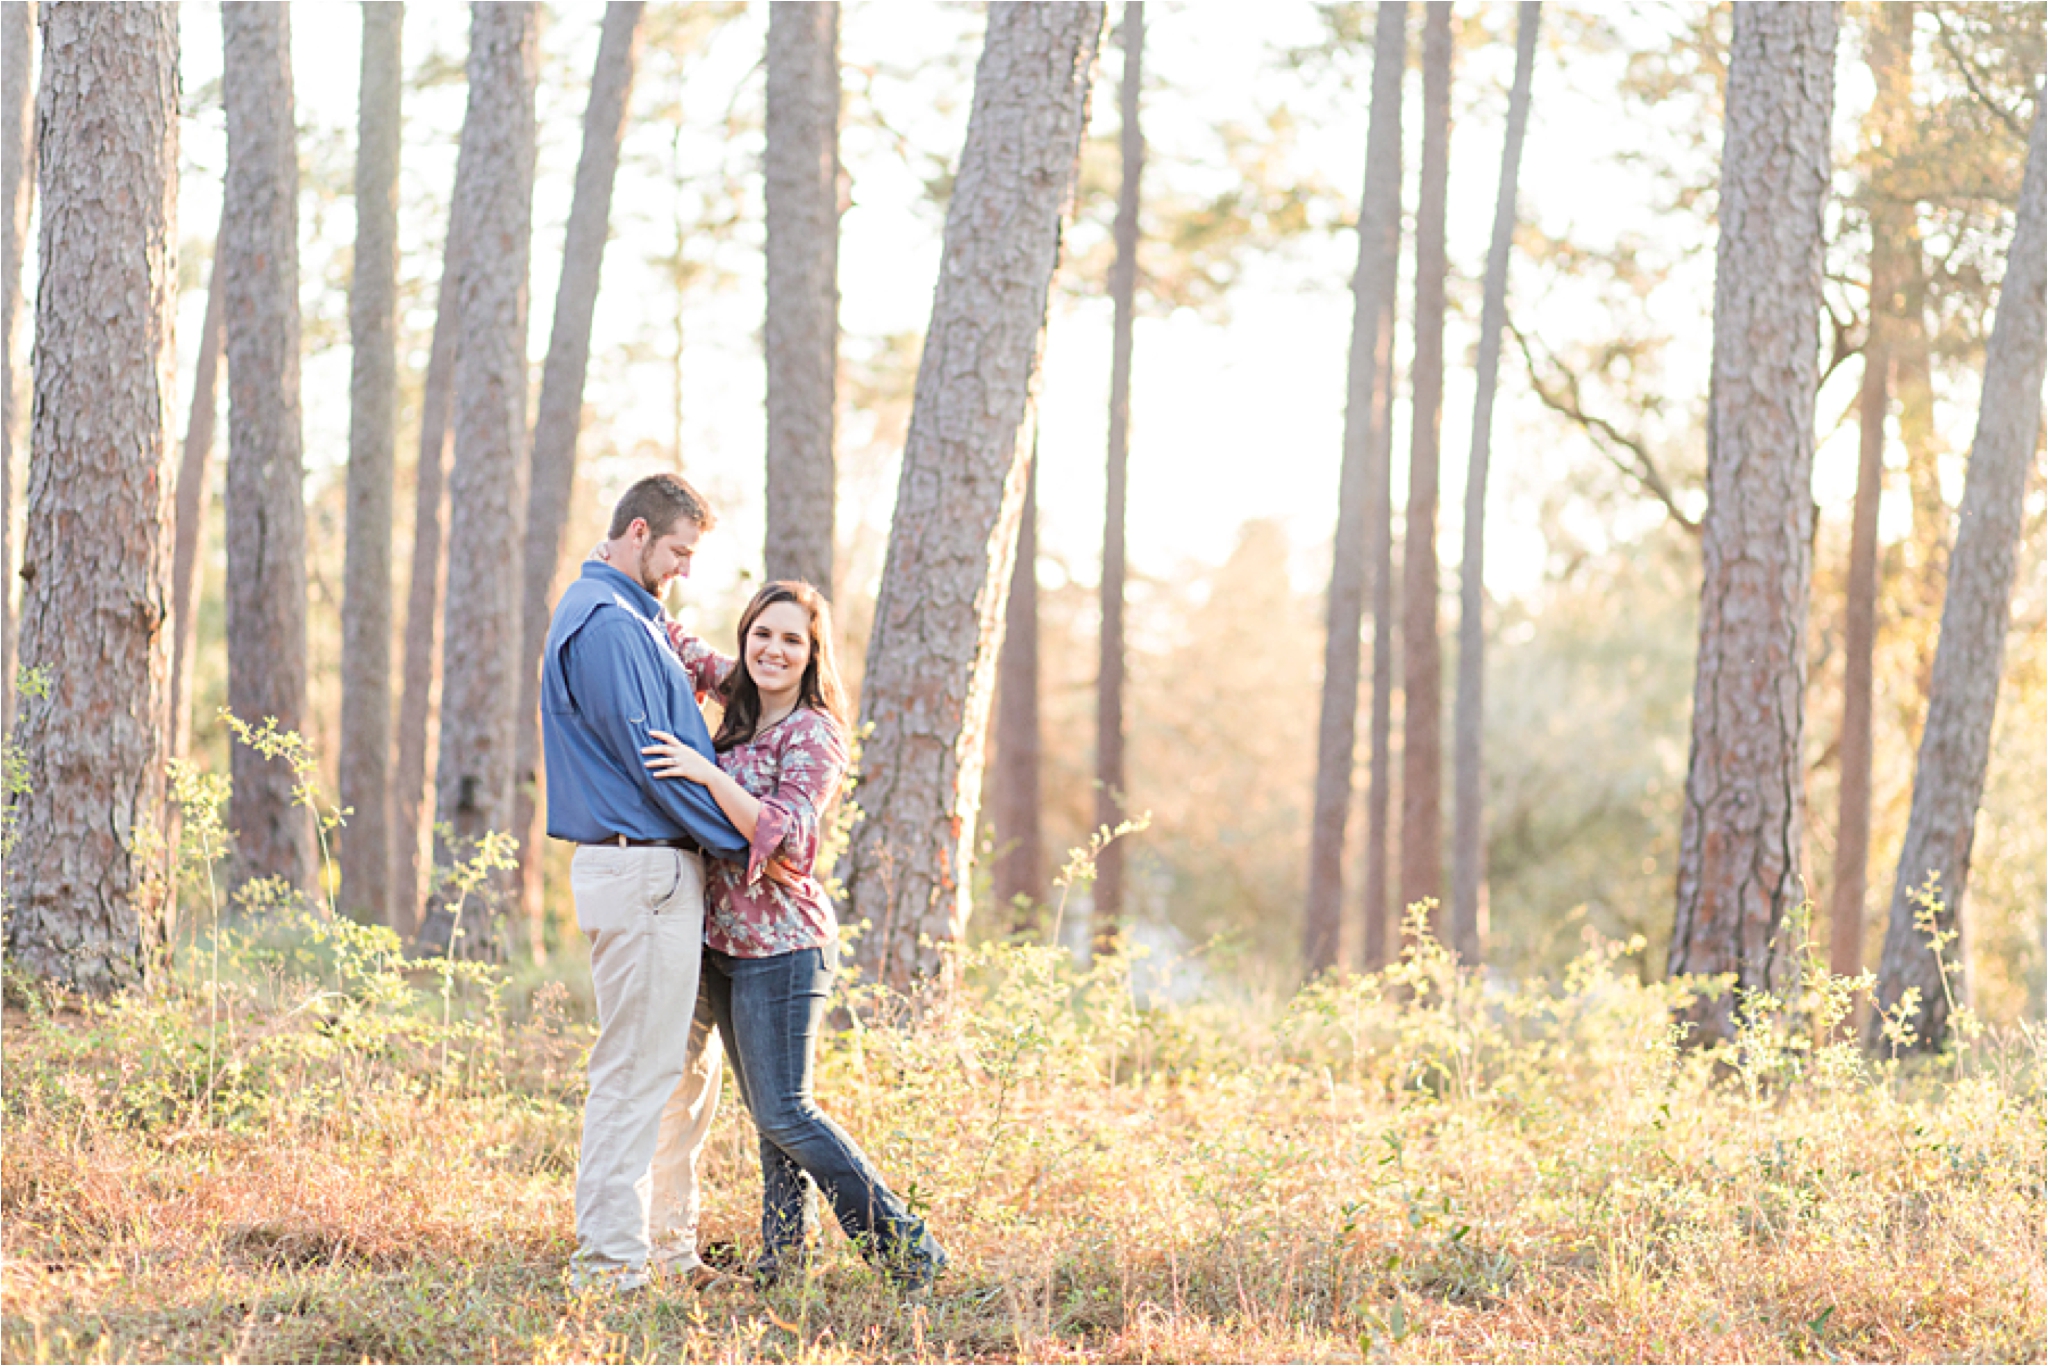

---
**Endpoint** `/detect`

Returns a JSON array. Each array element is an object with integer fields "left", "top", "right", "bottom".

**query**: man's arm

[{"left": 561, "top": 612, "right": 748, "bottom": 854}]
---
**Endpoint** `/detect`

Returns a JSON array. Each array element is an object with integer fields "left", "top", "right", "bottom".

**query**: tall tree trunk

[
  {"left": 418, "top": 1, "right": 538, "bottom": 961},
  {"left": 339, "top": 2, "right": 402, "bottom": 929},
  {"left": 1093, "top": 0, "right": 1142, "bottom": 958},
  {"left": 1359, "top": 7, "right": 1409, "bottom": 970},
  {"left": 1667, "top": 1, "right": 1836, "bottom": 1046},
  {"left": 844, "top": 1, "right": 1103, "bottom": 995},
  {"left": 0, "top": 0, "right": 32, "bottom": 736},
  {"left": 512, "top": 0, "right": 643, "bottom": 958},
  {"left": 1870, "top": 102, "right": 2046, "bottom": 1052},
  {"left": 393, "top": 174, "right": 467, "bottom": 942},
  {"left": 1894, "top": 238, "right": 1946, "bottom": 634},
  {"left": 993, "top": 444, "right": 1044, "bottom": 925},
  {"left": 1832, "top": 0, "right": 1913, "bottom": 989},
  {"left": 221, "top": 1, "right": 315, "bottom": 899},
  {"left": 168, "top": 241, "right": 224, "bottom": 764},
  {"left": 763, "top": 0, "right": 839, "bottom": 597},
  {"left": 1834, "top": 321, "right": 1886, "bottom": 980},
  {"left": 7, "top": 0, "right": 178, "bottom": 994},
  {"left": 1362, "top": 502, "right": 1394, "bottom": 965},
  {"left": 161, "top": 220, "right": 224, "bottom": 945},
  {"left": 1306, "top": 0, "right": 1404, "bottom": 976},
  {"left": 1400, "top": 1, "right": 1452, "bottom": 937},
  {"left": 1450, "top": 0, "right": 1537, "bottom": 967}
]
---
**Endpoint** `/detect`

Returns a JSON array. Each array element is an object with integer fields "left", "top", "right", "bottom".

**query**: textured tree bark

[
  {"left": 0, "top": 0, "right": 32, "bottom": 736},
  {"left": 763, "top": 0, "right": 839, "bottom": 598},
  {"left": 1305, "top": 0, "right": 1403, "bottom": 976},
  {"left": 512, "top": 0, "right": 643, "bottom": 957},
  {"left": 7, "top": 0, "right": 178, "bottom": 994},
  {"left": 1668, "top": 1, "right": 1836, "bottom": 1045},
  {"left": 392, "top": 168, "right": 467, "bottom": 942},
  {"left": 1870, "top": 102, "right": 2046, "bottom": 1052},
  {"left": 1831, "top": 0, "right": 1913, "bottom": 991},
  {"left": 418, "top": 1, "right": 538, "bottom": 961},
  {"left": 1362, "top": 489, "right": 1394, "bottom": 966},
  {"left": 1834, "top": 330, "right": 1885, "bottom": 980},
  {"left": 220, "top": 1, "right": 315, "bottom": 899},
  {"left": 1092, "top": 0, "right": 1141, "bottom": 959},
  {"left": 1400, "top": 1, "right": 1452, "bottom": 939},
  {"left": 168, "top": 241, "right": 223, "bottom": 765},
  {"left": 1450, "top": 1, "right": 1537, "bottom": 968},
  {"left": 844, "top": 1, "right": 1102, "bottom": 995},
  {"left": 339, "top": 1, "right": 402, "bottom": 929},
  {"left": 993, "top": 447, "right": 1044, "bottom": 924}
]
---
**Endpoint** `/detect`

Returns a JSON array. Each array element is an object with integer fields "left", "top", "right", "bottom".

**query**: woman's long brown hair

[{"left": 711, "top": 581, "right": 851, "bottom": 752}]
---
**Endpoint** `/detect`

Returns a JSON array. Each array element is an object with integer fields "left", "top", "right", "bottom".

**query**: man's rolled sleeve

[{"left": 562, "top": 613, "right": 747, "bottom": 855}]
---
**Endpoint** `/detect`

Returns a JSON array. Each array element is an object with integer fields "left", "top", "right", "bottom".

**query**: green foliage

[
  {"left": 8, "top": 878, "right": 2041, "bottom": 1362},
  {"left": 0, "top": 668, "right": 50, "bottom": 895}
]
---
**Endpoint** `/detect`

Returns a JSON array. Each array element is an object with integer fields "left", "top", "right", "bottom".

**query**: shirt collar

[{"left": 580, "top": 560, "right": 662, "bottom": 621}]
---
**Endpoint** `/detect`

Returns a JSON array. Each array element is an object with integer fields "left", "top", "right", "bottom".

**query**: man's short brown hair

[{"left": 608, "top": 472, "right": 717, "bottom": 540}]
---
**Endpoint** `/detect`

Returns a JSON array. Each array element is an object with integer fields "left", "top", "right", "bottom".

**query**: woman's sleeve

[
  {"left": 746, "top": 714, "right": 848, "bottom": 887},
  {"left": 664, "top": 619, "right": 736, "bottom": 698}
]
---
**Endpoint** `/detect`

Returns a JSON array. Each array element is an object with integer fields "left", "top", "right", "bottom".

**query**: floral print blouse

[{"left": 665, "top": 624, "right": 847, "bottom": 959}]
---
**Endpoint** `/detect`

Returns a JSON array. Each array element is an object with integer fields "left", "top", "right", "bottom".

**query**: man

[{"left": 541, "top": 472, "right": 746, "bottom": 1292}]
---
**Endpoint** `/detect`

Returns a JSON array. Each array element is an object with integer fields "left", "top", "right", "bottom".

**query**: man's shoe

[
  {"left": 649, "top": 1243, "right": 739, "bottom": 1292},
  {"left": 885, "top": 1256, "right": 945, "bottom": 1299},
  {"left": 567, "top": 1262, "right": 649, "bottom": 1296},
  {"left": 751, "top": 1248, "right": 817, "bottom": 1291}
]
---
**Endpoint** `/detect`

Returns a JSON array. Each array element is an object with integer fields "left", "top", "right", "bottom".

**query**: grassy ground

[{"left": 2, "top": 918, "right": 2042, "bottom": 1365}]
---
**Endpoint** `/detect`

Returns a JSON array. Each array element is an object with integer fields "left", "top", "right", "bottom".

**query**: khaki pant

[{"left": 570, "top": 845, "right": 722, "bottom": 1277}]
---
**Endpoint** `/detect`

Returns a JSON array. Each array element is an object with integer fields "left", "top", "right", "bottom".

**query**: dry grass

[{"left": 2, "top": 920, "right": 2042, "bottom": 1365}]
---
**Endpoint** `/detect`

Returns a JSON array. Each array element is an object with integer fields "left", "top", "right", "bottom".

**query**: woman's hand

[{"left": 642, "top": 729, "right": 720, "bottom": 786}]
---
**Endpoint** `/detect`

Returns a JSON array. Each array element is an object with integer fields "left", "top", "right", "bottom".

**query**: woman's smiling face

[{"left": 745, "top": 600, "right": 813, "bottom": 700}]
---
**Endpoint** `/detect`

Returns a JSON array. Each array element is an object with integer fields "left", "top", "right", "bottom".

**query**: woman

[{"left": 641, "top": 581, "right": 947, "bottom": 1291}]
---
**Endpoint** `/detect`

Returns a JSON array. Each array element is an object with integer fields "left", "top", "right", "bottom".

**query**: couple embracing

[{"left": 540, "top": 473, "right": 946, "bottom": 1295}]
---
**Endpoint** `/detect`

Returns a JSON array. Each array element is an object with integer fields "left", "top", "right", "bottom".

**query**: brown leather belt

[{"left": 586, "top": 833, "right": 705, "bottom": 856}]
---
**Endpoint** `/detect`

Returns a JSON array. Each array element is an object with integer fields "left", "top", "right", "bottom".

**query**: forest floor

[{"left": 2, "top": 918, "right": 2042, "bottom": 1365}]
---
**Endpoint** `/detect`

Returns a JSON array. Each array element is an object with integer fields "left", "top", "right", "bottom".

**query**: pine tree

[
  {"left": 1400, "top": 0, "right": 1453, "bottom": 932},
  {"left": 1305, "top": 0, "right": 1404, "bottom": 975},
  {"left": 1449, "top": 1, "right": 1539, "bottom": 965},
  {"left": 993, "top": 445, "right": 1045, "bottom": 923},
  {"left": 0, "top": 0, "right": 33, "bottom": 734},
  {"left": 1831, "top": 0, "right": 1915, "bottom": 989},
  {"left": 393, "top": 156, "right": 468, "bottom": 941},
  {"left": 763, "top": 0, "right": 840, "bottom": 596},
  {"left": 168, "top": 237, "right": 223, "bottom": 765},
  {"left": 1668, "top": 1, "right": 1837, "bottom": 1045},
  {"left": 844, "top": 1, "right": 1104, "bottom": 993},
  {"left": 220, "top": 1, "right": 315, "bottom": 897},
  {"left": 1094, "top": 0, "right": 1143, "bottom": 957},
  {"left": 418, "top": 0, "right": 539, "bottom": 961},
  {"left": 339, "top": 0, "right": 403, "bottom": 928},
  {"left": 512, "top": 0, "right": 644, "bottom": 955},
  {"left": 1871, "top": 102, "right": 2046, "bottom": 1052},
  {"left": 7, "top": 0, "right": 180, "bottom": 994}
]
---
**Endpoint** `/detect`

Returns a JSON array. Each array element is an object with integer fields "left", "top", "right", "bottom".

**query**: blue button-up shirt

[{"left": 540, "top": 561, "right": 747, "bottom": 854}]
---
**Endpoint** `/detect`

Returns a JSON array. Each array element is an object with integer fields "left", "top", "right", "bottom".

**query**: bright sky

[{"left": 156, "top": 1, "right": 1971, "bottom": 627}]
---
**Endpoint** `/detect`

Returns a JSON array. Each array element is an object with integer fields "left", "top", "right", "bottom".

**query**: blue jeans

[{"left": 699, "top": 944, "right": 946, "bottom": 1279}]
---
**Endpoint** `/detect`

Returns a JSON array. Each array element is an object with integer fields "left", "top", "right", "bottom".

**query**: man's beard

[{"left": 633, "top": 547, "right": 664, "bottom": 597}]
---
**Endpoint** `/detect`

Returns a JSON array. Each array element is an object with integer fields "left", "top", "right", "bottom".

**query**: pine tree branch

[
  {"left": 1929, "top": 8, "right": 2032, "bottom": 141},
  {"left": 1507, "top": 317, "right": 1702, "bottom": 534}
]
